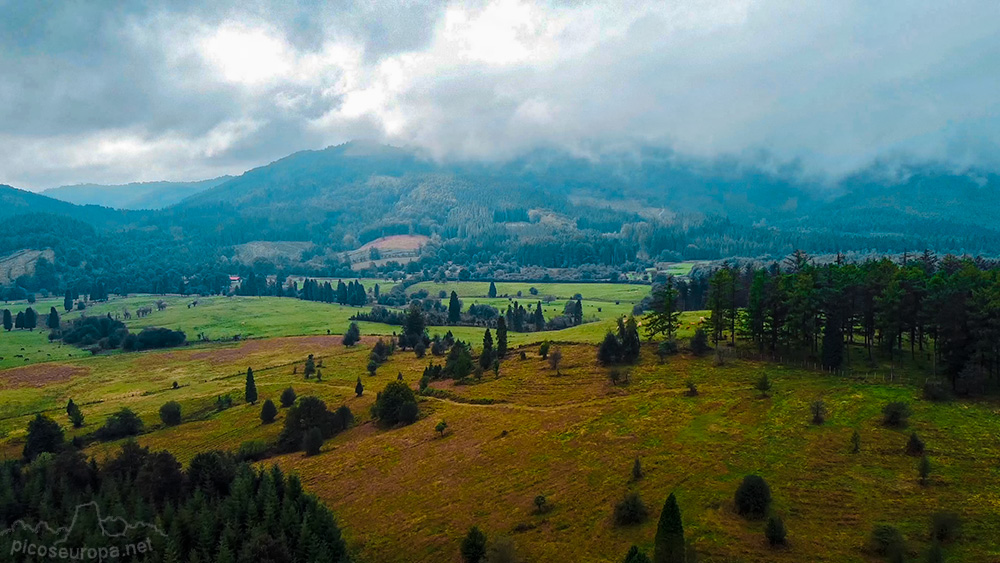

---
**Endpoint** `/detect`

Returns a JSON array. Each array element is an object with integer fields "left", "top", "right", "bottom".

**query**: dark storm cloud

[{"left": 0, "top": 0, "right": 998, "bottom": 189}]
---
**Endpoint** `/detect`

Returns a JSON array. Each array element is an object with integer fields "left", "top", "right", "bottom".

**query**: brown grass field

[{"left": 0, "top": 291, "right": 997, "bottom": 562}]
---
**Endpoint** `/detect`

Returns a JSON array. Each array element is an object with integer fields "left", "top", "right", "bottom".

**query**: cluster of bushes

[
  {"left": 371, "top": 380, "right": 419, "bottom": 426},
  {"left": 367, "top": 338, "right": 396, "bottom": 375},
  {"left": 58, "top": 315, "right": 185, "bottom": 352}
]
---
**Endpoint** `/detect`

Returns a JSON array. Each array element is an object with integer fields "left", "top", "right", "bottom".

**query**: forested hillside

[
  {"left": 43, "top": 176, "right": 231, "bottom": 210},
  {"left": 5, "top": 143, "right": 1000, "bottom": 297}
]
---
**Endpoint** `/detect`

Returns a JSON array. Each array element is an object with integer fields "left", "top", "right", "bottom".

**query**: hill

[{"left": 43, "top": 176, "right": 231, "bottom": 209}]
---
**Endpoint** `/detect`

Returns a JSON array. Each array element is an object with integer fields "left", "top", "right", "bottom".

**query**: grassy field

[{"left": 2, "top": 282, "right": 995, "bottom": 562}]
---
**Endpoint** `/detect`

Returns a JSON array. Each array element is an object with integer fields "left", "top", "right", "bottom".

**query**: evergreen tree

[
  {"left": 448, "top": 291, "right": 462, "bottom": 324},
  {"left": 533, "top": 301, "right": 545, "bottom": 330},
  {"left": 304, "top": 354, "right": 316, "bottom": 379},
  {"left": 645, "top": 278, "right": 681, "bottom": 341},
  {"left": 245, "top": 367, "right": 258, "bottom": 405},
  {"left": 690, "top": 328, "right": 710, "bottom": 355},
  {"left": 24, "top": 307, "right": 37, "bottom": 330},
  {"left": 67, "top": 401, "right": 84, "bottom": 428},
  {"left": 64, "top": 289, "right": 73, "bottom": 312},
  {"left": 343, "top": 322, "right": 361, "bottom": 346},
  {"left": 734, "top": 475, "right": 772, "bottom": 519},
  {"left": 280, "top": 386, "right": 297, "bottom": 407},
  {"left": 624, "top": 546, "right": 652, "bottom": 563},
  {"left": 480, "top": 329, "right": 495, "bottom": 370},
  {"left": 460, "top": 526, "right": 487, "bottom": 563},
  {"left": 159, "top": 401, "right": 182, "bottom": 425},
  {"left": 821, "top": 308, "right": 844, "bottom": 370},
  {"left": 653, "top": 492, "right": 685, "bottom": 563},
  {"left": 15, "top": 311, "right": 24, "bottom": 329},
  {"left": 47, "top": 307, "right": 60, "bottom": 331},
  {"left": 488, "top": 281, "right": 497, "bottom": 298},
  {"left": 3, "top": 309, "right": 11, "bottom": 331},
  {"left": 765, "top": 515, "right": 787, "bottom": 546},
  {"left": 260, "top": 400, "right": 278, "bottom": 424},
  {"left": 23, "top": 414, "right": 64, "bottom": 461},
  {"left": 598, "top": 331, "right": 623, "bottom": 365},
  {"left": 355, "top": 377, "right": 364, "bottom": 397},
  {"left": 496, "top": 317, "right": 508, "bottom": 358}
]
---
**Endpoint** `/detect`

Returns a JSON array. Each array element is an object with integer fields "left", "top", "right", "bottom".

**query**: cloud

[{"left": 0, "top": 0, "right": 998, "bottom": 190}]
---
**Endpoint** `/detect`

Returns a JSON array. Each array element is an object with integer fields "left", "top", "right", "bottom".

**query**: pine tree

[
  {"left": 496, "top": 317, "right": 508, "bottom": 358},
  {"left": 448, "top": 291, "right": 462, "bottom": 324},
  {"left": 68, "top": 402, "right": 84, "bottom": 428},
  {"left": 488, "top": 281, "right": 497, "bottom": 298},
  {"left": 260, "top": 400, "right": 278, "bottom": 424},
  {"left": 645, "top": 278, "right": 681, "bottom": 341},
  {"left": 460, "top": 526, "right": 487, "bottom": 563},
  {"left": 480, "top": 329, "right": 495, "bottom": 370},
  {"left": 304, "top": 355, "right": 316, "bottom": 379},
  {"left": 64, "top": 289, "right": 73, "bottom": 312},
  {"left": 355, "top": 377, "right": 364, "bottom": 397},
  {"left": 653, "top": 492, "right": 684, "bottom": 563},
  {"left": 15, "top": 311, "right": 24, "bottom": 329},
  {"left": 624, "top": 546, "right": 652, "bottom": 563},
  {"left": 2, "top": 309, "right": 11, "bottom": 331},
  {"left": 598, "top": 331, "right": 623, "bottom": 365},
  {"left": 280, "top": 387, "right": 297, "bottom": 408},
  {"left": 765, "top": 515, "right": 787, "bottom": 546},
  {"left": 343, "top": 322, "right": 361, "bottom": 346},
  {"left": 245, "top": 368, "right": 258, "bottom": 405},
  {"left": 24, "top": 307, "right": 37, "bottom": 331},
  {"left": 47, "top": 307, "right": 60, "bottom": 331},
  {"left": 821, "top": 308, "right": 844, "bottom": 370}
]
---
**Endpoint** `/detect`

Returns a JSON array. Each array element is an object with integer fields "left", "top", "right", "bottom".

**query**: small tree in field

[
  {"left": 851, "top": 430, "right": 861, "bottom": 453},
  {"left": 260, "top": 399, "right": 278, "bottom": 424},
  {"left": 734, "top": 475, "right": 771, "bottom": 519},
  {"left": 539, "top": 342, "right": 550, "bottom": 359},
  {"left": 304, "top": 354, "right": 316, "bottom": 379},
  {"left": 367, "top": 359, "right": 378, "bottom": 376},
  {"left": 690, "top": 328, "right": 710, "bottom": 355},
  {"left": 548, "top": 347, "right": 563, "bottom": 375},
  {"left": 159, "top": 401, "right": 182, "bottom": 426},
  {"left": 461, "top": 526, "right": 487, "bottom": 563},
  {"left": 614, "top": 492, "right": 648, "bottom": 526},
  {"left": 355, "top": 377, "right": 364, "bottom": 397},
  {"left": 343, "top": 322, "right": 361, "bottom": 346},
  {"left": 67, "top": 401, "right": 84, "bottom": 428},
  {"left": 756, "top": 373, "right": 772, "bottom": 397},
  {"left": 919, "top": 455, "right": 931, "bottom": 485},
  {"left": 765, "top": 515, "right": 787, "bottom": 547},
  {"left": 244, "top": 367, "right": 258, "bottom": 405},
  {"left": 632, "top": 457, "right": 643, "bottom": 481},
  {"left": 653, "top": 492, "right": 684, "bottom": 563},
  {"left": 436, "top": 420, "right": 448, "bottom": 437},
  {"left": 280, "top": 386, "right": 297, "bottom": 408},
  {"left": 882, "top": 402, "right": 911, "bottom": 428},
  {"left": 533, "top": 495, "right": 548, "bottom": 513},
  {"left": 906, "top": 432, "right": 925, "bottom": 455},
  {"left": 810, "top": 400, "right": 825, "bottom": 424}
]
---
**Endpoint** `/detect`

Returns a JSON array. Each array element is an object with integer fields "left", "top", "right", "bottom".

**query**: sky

[{"left": 1, "top": 0, "right": 998, "bottom": 190}]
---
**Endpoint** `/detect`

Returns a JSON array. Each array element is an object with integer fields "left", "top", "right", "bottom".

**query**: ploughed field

[{"left": 0, "top": 282, "right": 995, "bottom": 562}]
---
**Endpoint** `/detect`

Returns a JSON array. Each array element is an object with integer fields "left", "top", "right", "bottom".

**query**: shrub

[
  {"left": 614, "top": 492, "right": 648, "bottom": 526},
  {"left": 539, "top": 342, "right": 550, "bottom": 359},
  {"left": 96, "top": 408, "right": 144, "bottom": 441},
  {"left": 851, "top": 430, "right": 861, "bottom": 453},
  {"left": 882, "top": 402, "right": 911, "bottom": 428},
  {"left": 342, "top": 322, "right": 361, "bottom": 346},
  {"left": 23, "top": 414, "right": 64, "bottom": 461},
  {"left": 302, "top": 427, "right": 323, "bottom": 456},
  {"left": 236, "top": 440, "right": 270, "bottom": 462},
  {"left": 756, "top": 374, "right": 772, "bottom": 397},
  {"left": 533, "top": 495, "right": 548, "bottom": 513},
  {"left": 811, "top": 400, "right": 825, "bottom": 424},
  {"left": 623, "top": 546, "right": 651, "bottom": 563},
  {"left": 922, "top": 379, "right": 952, "bottom": 402},
  {"left": 685, "top": 380, "right": 698, "bottom": 397},
  {"left": 930, "top": 512, "right": 961, "bottom": 542},
  {"left": 280, "top": 386, "right": 297, "bottom": 407},
  {"left": 631, "top": 457, "right": 643, "bottom": 481},
  {"left": 371, "top": 380, "right": 419, "bottom": 426},
  {"left": 260, "top": 399, "right": 278, "bottom": 424},
  {"left": 690, "top": 329, "right": 710, "bottom": 355},
  {"left": 484, "top": 536, "right": 520, "bottom": 563},
  {"left": 657, "top": 340, "right": 678, "bottom": 361},
  {"left": 461, "top": 526, "right": 488, "bottom": 563},
  {"left": 765, "top": 515, "right": 787, "bottom": 547},
  {"left": 436, "top": 420, "right": 448, "bottom": 436},
  {"left": 919, "top": 455, "right": 931, "bottom": 485},
  {"left": 159, "top": 401, "right": 182, "bottom": 426},
  {"left": 279, "top": 397, "right": 351, "bottom": 451},
  {"left": 906, "top": 432, "right": 925, "bottom": 455},
  {"left": 734, "top": 475, "right": 772, "bottom": 519},
  {"left": 869, "top": 524, "right": 905, "bottom": 557}
]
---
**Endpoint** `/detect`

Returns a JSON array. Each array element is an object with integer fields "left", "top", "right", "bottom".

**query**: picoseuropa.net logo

[{"left": 1, "top": 501, "right": 166, "bottom": 562}]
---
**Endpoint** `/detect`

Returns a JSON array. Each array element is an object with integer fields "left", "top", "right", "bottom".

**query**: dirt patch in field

[{"left": 0, "top": 363, "right": 88, "bottom": 388}]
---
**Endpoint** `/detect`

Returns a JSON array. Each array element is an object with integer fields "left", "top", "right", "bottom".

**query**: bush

[
  {"left": 539, "top": 342, "right": 550, "bottom": 359},
  {"left": 236, "top": 440, "right": 270, "bottom": 462},
  {"left": 756, "top": 374, "right": 772, "bottom": 396},
  {"left": 906, "top": 432, "right": 925, "bottom": 455},
  {"left": 657, "top": 340, "right": 678, "bottom": 361},
  {"left": 734, "top": 475, "right": 772, "bottom": 519},
  {"left": 302, "top": 427, "right": 323, "bottom": 456},
  {"left": 922, "top": 379, "right": 952, "bottom": 402},
  {"left": 461, "top": 526, "right": 488, "bottom": 563},
  {"left": 882, "top": 402, "right": 911, "bottom": 428},
  {"left": 810, "top": 400, "right": 825, "bottom": 424},
  {"left": 260, "top": 399, "right": 278, "bottom": 424},
  {"left": 279, "top": 396, "right": 352, "bottom": 451},
  {"left": 623, "top": 546, "right": 651, "bottom": 563},
  {"left": 690, "top": 329, "right": 710, "bottom": 355},
  {"left": 134, "top": 327, "right": 187, "bottom": 350},
  {"left": 685, "top": 380, "right": 698, "bottom": 397},
  {"left": 96, "top": 408, "right": 144, "bottom": 441},
  {"left": 372, "top": 380, "right": 419, "bottom": 426},
  {"left": 159, "top": 401, "right": 182, "bottom": 426},
  {"left": 930, "top": 512, "right": 961, "bottom": 542},
  {"left": 613, "top": 492, "right": 649, "bottom": 526},
  {"left": 765, "top": 515, "right": 787, "bottom": 547},
  {"left": 280, "top": 386, "right": 297, "bottom": 408},
  {"left": 869, "top": 524, "right": 905, "bottom": 557},
  {"left": 23, "top": 414, "right": 64, "bottom": 461}
]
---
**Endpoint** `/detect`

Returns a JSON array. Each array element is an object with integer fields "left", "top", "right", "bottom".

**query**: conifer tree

[
  {"left": 260, "top": 400, "right": 278, "bottom": 424},
  {"left": 480, "top": 329, "right": 495, "bottom": 370},
  {"left": 245, "top": 367, "right": 258, "bottom": 405},
  {"left": 355, "top": 377, "right": 364, "bottom": 397},
  {"left": 448, "top": 291, "right": 462, "bottom": 324},
  {"left": 496, "top": 317, "right": 508, "bottom": 358},
  {"left": 653, "top": 492, "right": 684, "bottom": 563},
  {"left": 3, "top": 309, "right": 11, "bottom": 331},
  {"left": 488, "top": 281, "right": 497, "bottom": 298}
]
